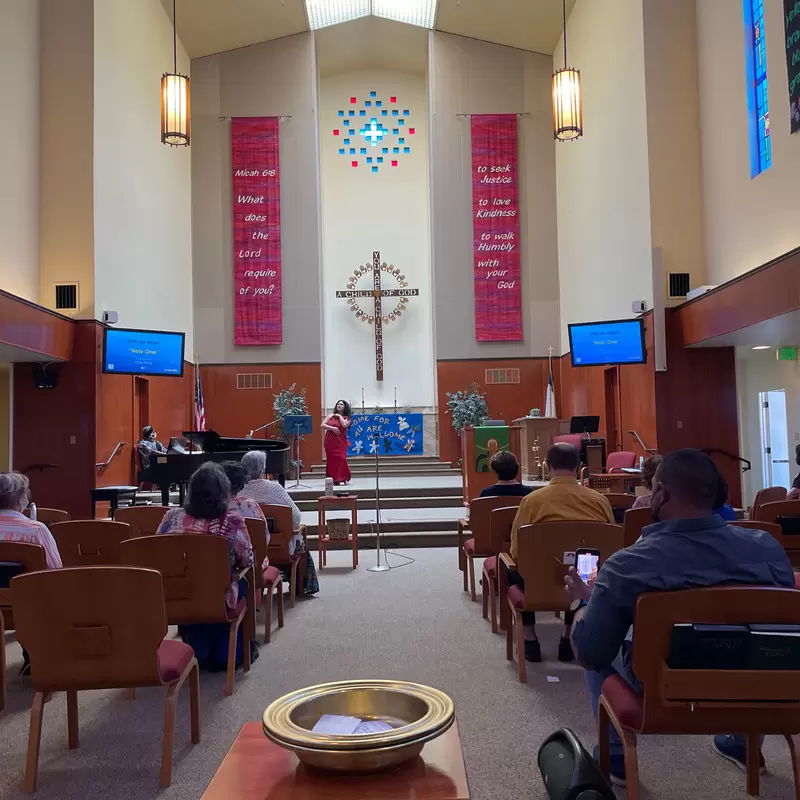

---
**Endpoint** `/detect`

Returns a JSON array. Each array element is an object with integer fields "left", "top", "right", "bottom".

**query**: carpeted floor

[{"left": 1, "top": 547, "right": 798, "bottom": 799}]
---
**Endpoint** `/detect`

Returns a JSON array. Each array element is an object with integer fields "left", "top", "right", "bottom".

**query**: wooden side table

[
  {"left": 202, "top": 721, "right": 469, "bottom": 799},
  {"left": 317, "top": 495, "right": 358, "bottom": 569}
]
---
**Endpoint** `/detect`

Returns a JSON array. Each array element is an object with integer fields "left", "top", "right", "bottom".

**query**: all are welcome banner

[
  {"left": 231, "top": 117, "right": 282, "bottom": 345},
  {"left": 471, "top": 115, "right": 522, "bottom": 341}
]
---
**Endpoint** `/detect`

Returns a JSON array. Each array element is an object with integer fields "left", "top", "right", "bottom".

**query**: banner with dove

[{"left": 347, "top": 413, "right": 423, "bottom": 457}]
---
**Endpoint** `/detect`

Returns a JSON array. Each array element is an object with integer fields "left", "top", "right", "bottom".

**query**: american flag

[{"left": 194, "top": 364, "right": 206, "bottom": 432}]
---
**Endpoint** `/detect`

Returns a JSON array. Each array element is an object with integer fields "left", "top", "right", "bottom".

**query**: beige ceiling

[{"left": 162, "top": 0, "right": 574, "bottom": 60}]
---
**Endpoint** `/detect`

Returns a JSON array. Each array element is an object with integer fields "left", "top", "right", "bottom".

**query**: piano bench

[{"left": 90, "top": 486, "right": 139, "bottom": 519}]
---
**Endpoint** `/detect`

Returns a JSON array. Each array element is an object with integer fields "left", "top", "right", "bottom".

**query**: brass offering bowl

[{"left": 262, "top": 679, "right": 455, "bottom": 773}]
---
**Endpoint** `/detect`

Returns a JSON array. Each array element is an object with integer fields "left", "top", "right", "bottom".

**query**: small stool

[
  {"left": 317, "top": 495, "right": 358, "bottom": 569},
  {"left": 90, "top": 486, "right": 138, "bottom": 519}
]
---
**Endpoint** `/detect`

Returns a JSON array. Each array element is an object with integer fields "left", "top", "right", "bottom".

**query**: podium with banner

[{"left": 460, "top": 425, "right": 522, "bottom": 504}]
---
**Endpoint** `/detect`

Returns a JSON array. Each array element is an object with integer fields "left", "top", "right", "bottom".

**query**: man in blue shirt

[{"left": 566, "top": 449, "right": 795, "bottom": 786}]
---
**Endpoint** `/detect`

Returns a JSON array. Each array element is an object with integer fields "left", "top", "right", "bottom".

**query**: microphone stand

[
  {"left": 246, "top": 419, "right": 280, "bottom": 438},
  {"left": 367, "top": 432, "right": 390, "bottom": 572}
]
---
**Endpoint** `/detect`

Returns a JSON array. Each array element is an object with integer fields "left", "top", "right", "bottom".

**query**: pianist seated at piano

[
  {"left": 239, "top": 450, "right": 319, "bottom": 597},
  {"left": 137, "top": 425, "right": 167, "bottom": 469}
]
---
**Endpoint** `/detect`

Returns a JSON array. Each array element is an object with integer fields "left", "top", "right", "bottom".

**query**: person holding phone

[{"left": 565, "top": 449, "right": 794, "bottom": 787}]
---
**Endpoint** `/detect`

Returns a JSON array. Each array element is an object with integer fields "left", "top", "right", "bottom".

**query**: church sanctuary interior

[{"left": 5, "top": 0, "right": 800, "bottom": 797}]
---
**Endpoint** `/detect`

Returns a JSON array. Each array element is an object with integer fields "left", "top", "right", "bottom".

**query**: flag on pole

[
  {"left": 545, "top": 349, "right": 556, "bottom": 417},
  {"left": 194, "top": 359, "right": 206, "bottom": 432}
]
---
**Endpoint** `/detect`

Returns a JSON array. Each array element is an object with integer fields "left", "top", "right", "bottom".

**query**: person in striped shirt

[{"left": 0, "top": 472, "right": 62, "bottom": 569}]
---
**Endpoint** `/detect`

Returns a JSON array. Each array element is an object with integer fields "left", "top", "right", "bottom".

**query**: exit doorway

[{"left": 759, "top": 389, "right": 791, "bottom": 489}]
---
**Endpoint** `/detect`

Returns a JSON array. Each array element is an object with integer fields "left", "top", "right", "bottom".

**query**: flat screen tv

[
  {"left": 568, "top": 318, "right": 646, "bottom": 367},
  {"left": 102, "top": 327, "right": 186, "bottom": 377}
]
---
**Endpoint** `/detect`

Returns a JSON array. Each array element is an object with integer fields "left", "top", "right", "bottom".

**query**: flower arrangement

[{"left": 445, "top": 383, "right": 488, "bottom": 433}]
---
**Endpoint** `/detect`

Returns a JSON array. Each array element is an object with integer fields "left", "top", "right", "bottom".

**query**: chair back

[
  {"left": 588, "top": 473, "right": 640, "bottom": 494},
  {"left": 114, "top": 505, "right": 170, "bottom": 537},
  {"left": 466, "top": 495, "right": 523, "bottom": 555},
  {"left": 631, "top": 587, "right": 800, "bottom": 733},
  {"left": 32, "top": 508, "right": 71, "bottom": 526},
  {"left": 0, "top": 541, "right": 47, "bottom": 630},
  {"left": 623, "top": 506, "right": 653, "bottom": 547},
  {"left": 245, "top": 517, "right": 268, "bottom": 593},
  {"left": 750, "top": 486, "right": 787, "bottom": 519},
  {"left": 753, "top": 499, "right": 800, "bottom": 525},
  {"left": 49, "top": 520, "right": 132, "bottom": 567},
  {"left": 11, "top": 566, "right": 168, "bottom": 692},
  {"left": 119, "top": 534, "right": 233, "bottom": 625},
  {"left": 259, "top": 504, "right": 297, "bottom": 564},
  {"left": 553, "top": 434, "right": 584, "bottom": 450},
  {"left": 515, "top": 521, "right": 623, "bottom": 611},
  {"left": 606, "top": 451, "right": 636, "bottom": 472},
  {"left": 603, "top": 493, "right": 635, "bottom": 523},
  {"left": 488, "top": 506, "right": 520, "bottom": 554}
]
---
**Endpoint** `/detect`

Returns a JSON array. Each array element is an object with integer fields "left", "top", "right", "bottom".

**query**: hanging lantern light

[
  {"left": 161, "top": 0, "right": 190, "bottom": 146},
  {"left": 552, "top": 0, "right": 583, "bottom": 141}
]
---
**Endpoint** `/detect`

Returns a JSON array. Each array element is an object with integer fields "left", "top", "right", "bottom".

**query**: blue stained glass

[
  {"left": 393, "top": 147, "right": 399, "bottom": 154},
  {"left": 743, "top": 0, "right": 771, "bottom": 176},
  {"left": 338, "top": 110, "right": 344, "bottom": 116},
  {"left": 359, "top": 110, "right": 366, "bottom": 116},
  {"left": 376, "top": 101, "right": 382, "bottom": 107},
  {"left": 339, "top": 148, "right": 345, "bottom": 154},
  {"left": 403, "top": 109, "right": 409, "bottom": 115},
  {"left": 361, "top": 147, "right": 367, "bottom": 154},
  {"left": 398, "top": 119, "right": 405, "bottom": 126},
  {"left": 370, "top": 90, "right": 377, "bottom": 97},
  {"left": 343, "top": 120, "right": 351, "bottom": 126},
  {"left": 382, "top": 147, "right": 389, "bottom": 153},
  {"left": 403, "top": 147, "right": 410, "bottom": 154},
  {"left": 365, "top": 101, "right": 372, "bottom": 107},
  {"left": 350, "top": 148, "right": 356, "bottom": 154},
  {"left": 392, "top": 109, "right": 399, "bottom": 116},
  {"left": 343, "top": 138, "right": 350, "bottom": 144},
  {"left": 381, "top": 110, "right": 388, "bottom": 116},
  {"left": 392, "top": 128, "right": 399, "bottom": 134},
  {"left": 398, "top": 138, "right": 405, "bottom": 144},
  {"left": 367, "top": 157, "right": 373, "bottom": 163},
  {"left": 377, "top": 157, "right": 383, "bottom": 163},
  {"left": 349, "top": 110, "right": 355, "bottom": 116},
  {"left": 372, "top": 166, "right": 378, "bottom": 173}
]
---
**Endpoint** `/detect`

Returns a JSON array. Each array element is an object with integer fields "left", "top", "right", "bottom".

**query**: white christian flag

[{"left": 545, "top": 354, "right": 556, "bottom": 418}]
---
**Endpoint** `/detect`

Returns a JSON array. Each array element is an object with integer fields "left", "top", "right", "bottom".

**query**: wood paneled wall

[
  {"left": 436, "top": 359, "right": 554, "bottom": 465},
  {"left": 0, "top": 289, "right": 74, "bottom": 361},
  {"left": 199, "top": 364, "right": 323, "bottom": 469}
]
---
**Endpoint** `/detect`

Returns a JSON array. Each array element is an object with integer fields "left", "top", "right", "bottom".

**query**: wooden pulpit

[
  {"left": 461, "top": 425, "right": 522, "bottom": 504},
  {"left": 512, "top": 416, "right": 566, "bottom": 480}
]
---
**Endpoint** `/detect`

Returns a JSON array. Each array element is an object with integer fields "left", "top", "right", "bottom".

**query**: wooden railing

[{"left": 96, "top": 442, "right": 126, "bottom": 470}]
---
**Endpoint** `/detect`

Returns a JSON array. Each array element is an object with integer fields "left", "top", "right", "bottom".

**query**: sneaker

[
  {"left": 712, "top": 735, "right": 767, "bottom": 775},
  {"left": 558, "top": 636, "right": 575, "bottom": 663},
  {"left": 592, "top": 745, "right": 626, "bottom": 787},
  {"left": 524, "top": 639, "right": 542, "bottom": 662}
]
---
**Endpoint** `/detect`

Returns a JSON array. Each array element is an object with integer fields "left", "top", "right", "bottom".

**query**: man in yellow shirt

[{"left": 509, "top": 442, "right": 614, "bottom": 663}]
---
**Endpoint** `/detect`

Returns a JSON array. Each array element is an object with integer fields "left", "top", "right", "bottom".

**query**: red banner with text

[
  {"left": 471, "top": 115, "right": 522, "bottom": 341},
  {"left": 232, "top": 117, "right": 282, "bottom": 345}
]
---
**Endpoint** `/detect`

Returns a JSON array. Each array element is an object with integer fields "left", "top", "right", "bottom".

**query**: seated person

[
  {"left": 567, "top": 449, "right": 795, "bottom": 786},
  {"left": 509, "top": 443, "right": 615, "bottom": 663},
  {"left": 239, "top": 450, "right": 319, "bottom": 596},
  {"left": 631, "top": 454, "right": 661, "bottom": 509},
  {"left": 479, "top": 452, "right": 533, "bottom": 498},
  {"left": 157, "top": 462, "right": 256, "bottom": 670},
  {"left": 136, "top": 425, "right": 167, "bottom": 470},
  {"left": 713, "top": 473, "right": 737, "bottom": 521},
  {"left": 788, "top": 444, "right": 800, "bottom": 500},
  {"left": 222, "top": 460, "right": 269, "bottom": 567}
]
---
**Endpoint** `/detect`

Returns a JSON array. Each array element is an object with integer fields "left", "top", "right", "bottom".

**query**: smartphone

[{"left": 575, "top": 548, "right": 601, "bottom": 584}]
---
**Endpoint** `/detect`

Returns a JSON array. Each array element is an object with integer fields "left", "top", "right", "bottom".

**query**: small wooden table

[
  {"left": 317, "top": 494, "right": 359, "bottom": 569},
  {"left": 202, "top": 721, "right": 470, "bottom": 800}
]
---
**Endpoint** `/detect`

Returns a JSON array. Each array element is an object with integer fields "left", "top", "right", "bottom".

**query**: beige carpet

[{"left": 1, "top": 547, "right": 798, "bottom": 799}]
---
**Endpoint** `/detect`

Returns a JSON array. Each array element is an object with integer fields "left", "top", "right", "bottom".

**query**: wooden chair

[
  {"left": 598, "top": 586, "right": 800, "bottom": 800},
  {"left": 31, "top": 508, "right": 70, "bottom": 527},
  {"left": 49, "top": 520, "right": 132, "bottom": 567},
  {"left": 623, "top": 506, "right": 653, "bottom": 547},
  {"left": 114, "top": 505, "right": 170, "bottom": 537},
  {"left": 458, "top": 495, "right": 524, "bottom": 601},
  {"left": 0, "top": 610, "right": 4, "bottom": 712},
  {"left": 750, "top": 485, "right": 787, "bottom": 520},
  {"left": 119, "top": 535, "right": 254, "bottom": 696},
  {"left": 753, "top": 499, "right": 800, "bottom": 524},
  {"left": 244, "top": 517, "right": 284, "bottom": 643},
  {"left": 500, "top": 521, "right": 623, "bottom": 682},
  {"left": 481, "top": 506, "right": 519, "bottom": 633},
  {"left": 589, "top": 474, "right": 640, "bottom": 494},
  {"left": 603, "top": 493, "right": 636, "bottom": 523},
  {"left": 259, "top": 504, "right": 306, "bottom": 608},
  {"left": 11, "top": 565, "right": 200, "bottom": 791},
  {"left": 0, "top": 542, "right": 47, "bottom": 633}
]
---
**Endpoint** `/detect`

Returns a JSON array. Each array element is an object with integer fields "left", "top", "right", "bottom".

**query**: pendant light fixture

[
  {"left": 161, "top": 0, "right": 190, "bottom": 146},
  {"left": 552, "top": 0, "right": 582, "bottom": 141}
]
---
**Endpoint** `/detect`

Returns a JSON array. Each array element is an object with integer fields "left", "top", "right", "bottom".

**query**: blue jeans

[{"left": 585, "top": 654, "right": 758, "bottom": 757}]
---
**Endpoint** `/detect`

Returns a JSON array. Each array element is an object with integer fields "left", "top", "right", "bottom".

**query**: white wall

[
  {"left": 93, "top": 0, "right": 193, "bottom": 351},
  {"left": 555, "top": 0, "right": 653, "bottom": 349},
  {"left": 737, "top": 347, "right": 800, "bottom": 504},
  {"left": 698, "top": 0, "right": 800, "bottom": 284},
  {"left": 0, "top": 0, "right": 40, "bottom": 302},
  {"left": 320, "top": 71, "right": 434, "bottom": 408}
]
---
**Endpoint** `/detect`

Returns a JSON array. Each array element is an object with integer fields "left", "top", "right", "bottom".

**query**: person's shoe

[
  {"left": 712, "top": 735, "right": 767, "bottom": 775},
  {"left": 592, "top": 745, "right": 626, "bottom": 787},
  {"left": 19, "top": 661, "right": 31, "bottom": 678},
  {"left": 558, "top": 636, "right": 575, "bottom": 662},
  {"left": 523, "top": 639, "right": 542, "bottom": 662}
]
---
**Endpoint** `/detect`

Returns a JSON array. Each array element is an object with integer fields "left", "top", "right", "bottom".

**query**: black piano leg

[
  {"left": 179, "top": 483, "right": 186, "bottom": 506},
  {"left": 161, "top": 485, "right": 170, "bottom": 506},
  {"left": 278, "top": 473, "right": 286, "bottom": 488}
]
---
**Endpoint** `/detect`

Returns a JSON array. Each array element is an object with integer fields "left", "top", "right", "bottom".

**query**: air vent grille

[
  {"left": 54, "top": 283, "right": 78, "bottom": 310},
  {"left": 237, "top": 373, "right": 273, "bottom": 390},
  {"left": 485, "top": 368, "right": 520, "bottom": 385},
  {"left": 668, "top": 273, "right": 691, "bottom": 298}
]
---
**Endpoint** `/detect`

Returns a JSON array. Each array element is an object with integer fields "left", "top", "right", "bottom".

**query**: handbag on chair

[{"left": 537, "top": 728, "right": 615, "bottom": 800}]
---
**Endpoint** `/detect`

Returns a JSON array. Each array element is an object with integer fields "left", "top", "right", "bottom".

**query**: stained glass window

[{"left": 743, "top": 0, "right": 771, "bottom": 176}]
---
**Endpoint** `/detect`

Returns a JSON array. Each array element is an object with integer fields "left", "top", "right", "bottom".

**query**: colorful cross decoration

[{"left": 359, "top": 118, "right": 388, "bottom": 145}]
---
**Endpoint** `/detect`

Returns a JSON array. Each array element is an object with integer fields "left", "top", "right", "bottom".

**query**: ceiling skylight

[{"left": 305, "top": 0, "right": 437, "bottom": 30}]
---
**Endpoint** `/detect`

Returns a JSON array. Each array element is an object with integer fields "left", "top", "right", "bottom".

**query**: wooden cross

[{"left": 336, "top": 251, "right": 420, "bottom": 381}]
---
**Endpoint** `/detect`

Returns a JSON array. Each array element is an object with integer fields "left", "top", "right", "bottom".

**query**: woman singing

[{"left": 322, "top": 400, "right": 352, "bottom": 485}]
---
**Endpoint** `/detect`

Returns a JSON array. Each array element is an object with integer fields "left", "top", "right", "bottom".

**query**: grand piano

[{"left": 137, "top": 430, "right": 291, "bottom": 506}]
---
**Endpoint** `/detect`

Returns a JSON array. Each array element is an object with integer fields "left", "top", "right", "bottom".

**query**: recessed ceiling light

[
  {"left": 305, "top": 0, "right": 437, "bottom": 30},
  {"left": 751, "top": 345, "right": 771, "bottom": 350}
]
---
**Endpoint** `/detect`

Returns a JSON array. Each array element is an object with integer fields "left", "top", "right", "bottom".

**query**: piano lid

[{"left": 182, "top": 430, "right": 289, "bottom": 452}]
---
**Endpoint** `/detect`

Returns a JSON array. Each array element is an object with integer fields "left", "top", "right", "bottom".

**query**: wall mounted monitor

[
  {"left": 568, "top": 318, "right": 646, "bottom": 367},
  {"left": 102, "top": 327, "right": 186, "bottom": 377}
]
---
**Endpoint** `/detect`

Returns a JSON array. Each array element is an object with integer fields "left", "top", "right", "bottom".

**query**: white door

[{"left": 759, "top": 389, "right": 791, "bottom": 489}]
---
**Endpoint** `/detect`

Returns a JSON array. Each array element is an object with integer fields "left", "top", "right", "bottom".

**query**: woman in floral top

[{"left": 157, "top": 462, "right": 255, "bottom": 669}]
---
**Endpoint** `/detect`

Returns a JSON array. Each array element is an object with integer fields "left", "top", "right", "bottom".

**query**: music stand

[
  {"left": 569, "top": 415, "right": 600, "bottom": 435},
  {"left": 284, "top": 415, "right": 313, "bottom": 489}
]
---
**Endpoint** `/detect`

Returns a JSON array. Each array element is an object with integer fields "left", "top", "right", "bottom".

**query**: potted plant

[
  {"left": 445, "top": 383, "right": 488, "bottom": 434},
  {"left": 273, "top": 384, "right": 308, "bottom": 478}
]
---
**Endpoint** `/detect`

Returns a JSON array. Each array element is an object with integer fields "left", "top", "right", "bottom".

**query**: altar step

[
  {"left": 307, "top": 530, "right": 459, "bottom": 552},
  {"left": 295, "top": 493, "right": 463, "bottom": 512},
  {"left": 304, "top": 461, "right": 459, "bottom": 478}
]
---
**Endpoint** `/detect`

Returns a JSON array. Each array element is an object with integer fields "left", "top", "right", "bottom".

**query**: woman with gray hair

[{"left": 0, "top": 472, "right": 62, "bottom": 570}]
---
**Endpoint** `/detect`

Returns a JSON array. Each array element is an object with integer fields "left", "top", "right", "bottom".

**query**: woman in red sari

[{"left": 322, "top": 400, "right": 352, "bottom": 485}]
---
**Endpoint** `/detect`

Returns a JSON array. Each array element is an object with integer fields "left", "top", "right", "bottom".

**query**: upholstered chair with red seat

[
  {"left": 244, "top": 516, "right": 284, "bottom": 643},
  {"left": 605, "top": 450, "right": 637, "bottom": 472},
  {"left": 481, "top": 505, "right": 520, "bottom": 633}
]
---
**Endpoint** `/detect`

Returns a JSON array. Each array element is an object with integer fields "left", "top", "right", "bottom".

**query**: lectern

[
  {"left": 461, "top": 425, "right": 522, "bottom": 504},
  {"left": 511, "top": 416, "right": 566, "bottom": 480}
]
